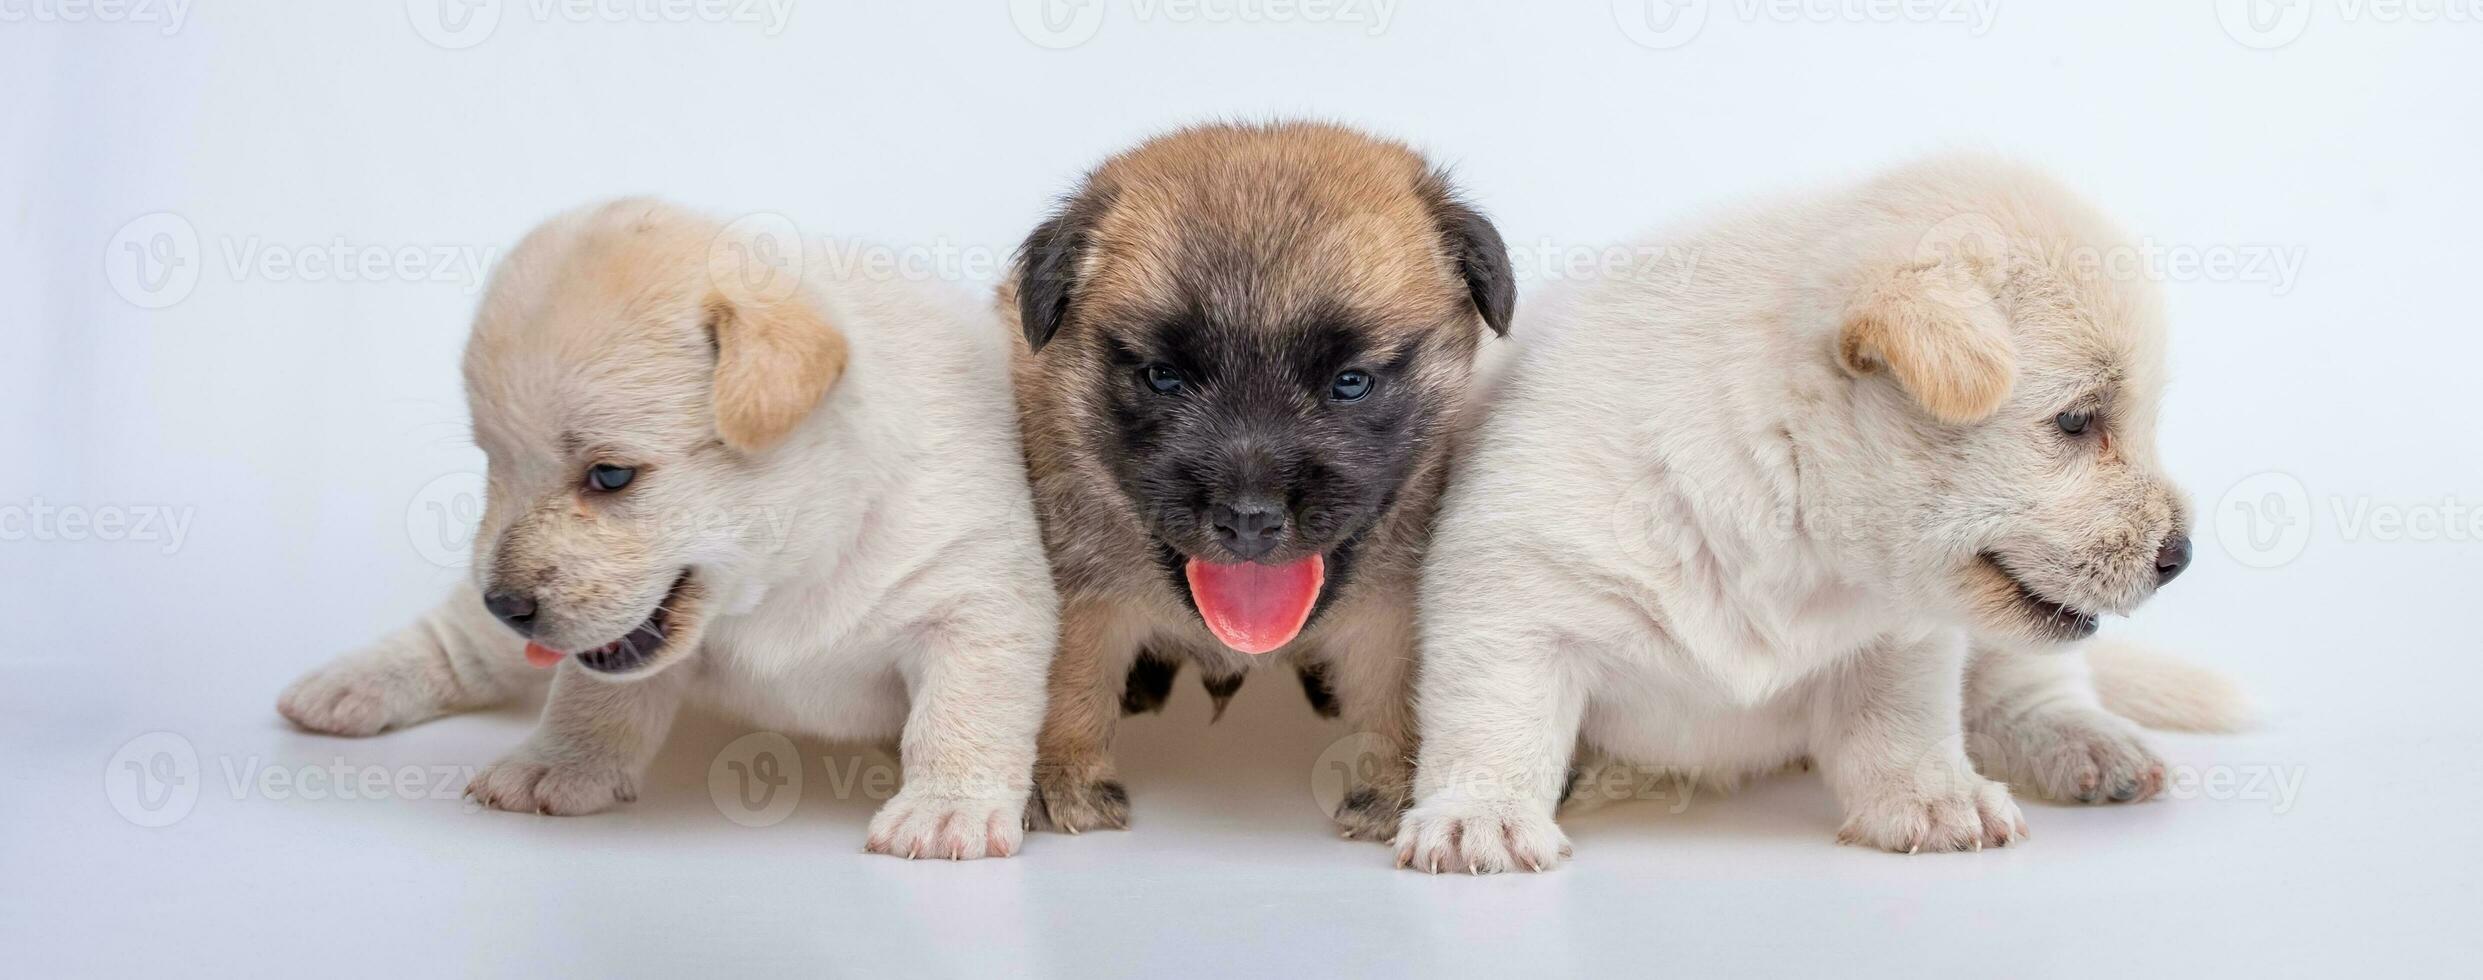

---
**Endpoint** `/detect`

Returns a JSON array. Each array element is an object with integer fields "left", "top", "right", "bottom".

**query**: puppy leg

[
  {"left": 466, "top": 660, "right": 687, "bottom": 815},
  {"left": 1965, "top": 640, "right": 2166, "bottom": 804},
  {"left": 1318, "top": 619, "right": 1420, "bottom": 841},
  {"left": 1393, "top": 625, "right": 1581, "bottom": 873},
  {"left": 277, "top": 584, "right": 537, "bottom": 736},
  {"left": 866, "top": 606, "right": 1052, "bottom": 860},
  {"left": 1030, "top": 599, "right": 1144, "bottom": 833},
  {"left": 1815, "top": 631, "right": 2026, "bottom": 853}
]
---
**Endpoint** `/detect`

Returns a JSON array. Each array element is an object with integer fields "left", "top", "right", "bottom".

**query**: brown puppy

[{"left": 1004, "top": 121, "right": 1513, "bottom": 839}]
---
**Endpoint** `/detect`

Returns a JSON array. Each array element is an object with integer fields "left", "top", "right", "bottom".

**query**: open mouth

[
  {"left": 526, "top": 571, "right": 695, "bottom": 674},
  {"left": 1979, "top": 554, "right": 2100, "bottom": 640},
  {"left": 1184, "top": 554, "right": 1326, "bottom": 655}
]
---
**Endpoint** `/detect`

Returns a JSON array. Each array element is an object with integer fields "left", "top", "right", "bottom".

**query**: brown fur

[
  {"left": 1837, "top": 261, "right": 2017, "bottom": 425},
  {"left": 1003, "top": 122, "right": 1510, "bottom": 838}
]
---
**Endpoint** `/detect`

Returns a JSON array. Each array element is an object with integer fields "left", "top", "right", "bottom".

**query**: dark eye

[
  {"left": 1330, "top": 369, "right": 1374, "bottom": 402},
  {"left": 2055, "top": 411, "right": 2093, "bottom": 436},
  {"left": 585, "top": 464, "right": 636, "bottom": 492},
  {"left": 1143, "top": 363, "right": 1186, "bottom": 395}
]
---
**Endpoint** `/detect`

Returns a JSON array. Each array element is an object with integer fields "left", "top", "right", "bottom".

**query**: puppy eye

[
  {"left": 1330, "top": 370, "right": 1375, "bottom": 402},
  {"left": 585, "top": 464, "right": 637, "bottom": 493},
  {"left": 1143, "top": 363, "right": 1186, "bottom": 395},
  {"left": 2055, "top": 411, "right": 2093, "bottom": 436}
]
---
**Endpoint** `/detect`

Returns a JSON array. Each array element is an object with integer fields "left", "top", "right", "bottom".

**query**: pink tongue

[
  {"left": 1185, "top": 555, "right": 1325, "bottom": 655},
  {"left": 524, "top": 642, "right": 564, "bottom": 669}
]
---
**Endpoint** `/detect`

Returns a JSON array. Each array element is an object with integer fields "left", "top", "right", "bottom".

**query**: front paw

[
  {"left": 1393, "top": 799, "right": 1571, "bottom": 874},
  {"left": 277, "top": 656, "right": 431, "bottom": 736},
  {"left": 1333, "top": 785, "right": 1407, "bottom": 841},
  {"left": 867, "top": 791, "right": 1024, "bottom": 860},
  {"left": 1836, "top": 774, "right": 2026, "bottom": 853},
  {"left": 1028, "top": 769, "right": 1129, "bottom": 833},
  {"left": 466, "top": 750, "right": 638, "bottom": 816},
  {"left": 1987, "top": 709, "right": 2168, "bottom": 804}
]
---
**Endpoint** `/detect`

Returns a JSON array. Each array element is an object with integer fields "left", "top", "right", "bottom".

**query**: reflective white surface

[{"left": 5, "top": 3, "right": 2479, "bottom": 976}]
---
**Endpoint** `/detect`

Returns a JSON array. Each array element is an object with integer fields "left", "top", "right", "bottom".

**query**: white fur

[
  {"left": 1398, "top": 156, "right": 2239, "bottom": 872},
  {"left": 279, "top": 200, "right": 1056, "bottom": 860}
]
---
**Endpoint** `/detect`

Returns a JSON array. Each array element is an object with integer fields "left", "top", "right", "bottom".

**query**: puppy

[
  {"left": 1006, "top": 121, "right": 1513, "bottom": 838},
  {"left": 1398, "top": 155, "right": 2248, "bottom": 871},
  {"left": 277, "top": 199, "right": 1056, "bottom": 860}
]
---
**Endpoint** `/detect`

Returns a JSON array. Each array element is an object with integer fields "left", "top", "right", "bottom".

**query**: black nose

[
  {"left": 1208, "top": 501, "right": 1285, "bottom": 561},
  {"left": 483, "top": 588, "right": 538, "bottom": 636},
  {"left": 2155, "top": 535, "right": 2192, "bottom": 586}
]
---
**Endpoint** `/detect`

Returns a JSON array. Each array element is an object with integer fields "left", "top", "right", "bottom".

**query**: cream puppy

[
  {"left": 1398, "top": 156, "right": 2245, "bottom": 871},
  {"left": 278, "top": 199, "right": 1056, "bottom": 860}
]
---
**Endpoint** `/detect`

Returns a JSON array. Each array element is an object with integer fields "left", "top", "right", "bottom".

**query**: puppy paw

[
  {"left": 466, "top": 751, "right": 638, "bottom": 816},
  {"left": 1333, "top": 786, "right": 1407, "bottom": 841},
  {"left": 1392, "top": 799, "right": 1571, "bottom": 874},
  {"left": 2007, "top": 710, "right": 2167, "bottom": 804},
  {"left": 1836, "top": 775, "right": 2025, "bottom": 853},
  {"left": 1028, "top": 771, "right": 1130, "bottom": 833},
  {"left": 867, "top": 792, "right": 1023, "bottom": 860},
  {"left": 277, "top": 657, "right": 442, "bottom": 736}
]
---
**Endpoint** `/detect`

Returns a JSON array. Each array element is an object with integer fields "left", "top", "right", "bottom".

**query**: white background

[{"left": 4, "top": 1, "right": 2479, "bottom": 976}]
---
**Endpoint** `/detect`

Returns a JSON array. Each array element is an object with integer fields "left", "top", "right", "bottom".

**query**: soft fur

[
  {"left": 1006, "top": 121, "right": 1512, "bottom": 839},
  {"left": 277, "top": 199, "right": 1057, "bottom": 860},
  {"left": 1397, "top": 155, "right": 2247, "bottom": 872}
]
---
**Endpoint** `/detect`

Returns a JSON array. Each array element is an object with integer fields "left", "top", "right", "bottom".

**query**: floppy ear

[
  {"left": 1012, "top": 191, "right": 1110, "bottom": 352},
  {"left": 705, "top": 287, "right": 848, "bottom": 453},
  {"left": 1837, "top": 262, "right": 2016, "bottom": 424},
  {"left": 1429, "top": 197, "right": 1515, "bottom": 337}
]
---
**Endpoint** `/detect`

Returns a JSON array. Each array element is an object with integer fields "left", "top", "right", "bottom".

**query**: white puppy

[
  {"left": 1397, "top": 156, "right": 2248, "bottom": 871},
  {"left": 278, "top": 199, "right": 1056, "bottom": 860}
]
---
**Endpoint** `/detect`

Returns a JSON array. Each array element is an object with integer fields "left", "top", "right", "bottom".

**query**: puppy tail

[{"left": 2085, "top": 640, "right": 2259, "bottom": 734}]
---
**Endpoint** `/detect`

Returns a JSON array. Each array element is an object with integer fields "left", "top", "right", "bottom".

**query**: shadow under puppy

[
  {"left": 1007, "top": 121, "right": 1514, "bottom": 838},
  {"left": 1399, "top": 155, "right": 2250, "bottom": 872},
  {"left": 279, "top": 199, "right": 1056, "bottom": 860}
]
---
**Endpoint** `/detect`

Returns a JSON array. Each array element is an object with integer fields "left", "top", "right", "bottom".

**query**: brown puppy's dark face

[
  {"left": 1097, "top": 299, "right": 1442, "bottom": 574},
  {"left": 1013, "top": 123, "right": 1511, "bottom": 642}
]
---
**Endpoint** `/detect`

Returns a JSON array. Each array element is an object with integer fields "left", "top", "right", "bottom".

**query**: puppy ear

[
  {"left": 1012, "top": 191, "right": 1110, "bottom": 352},
  {"left": 704, "top": 287, "right": 848, "bottom": 453},
  {"left": 1837, "top": 262, "right": 2015, "bottom": 424},
  {"left": 1429, "top": 196, "right": 1515, "bottom": 337}
]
